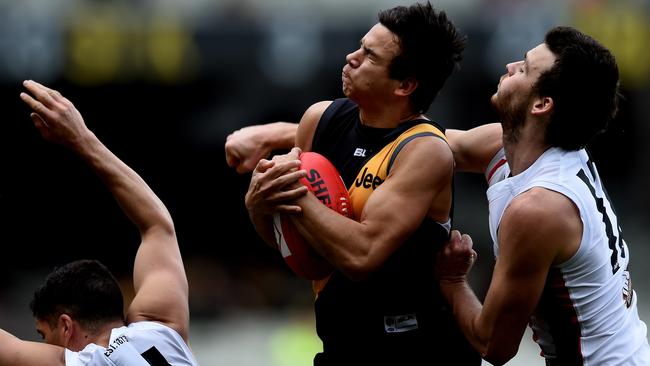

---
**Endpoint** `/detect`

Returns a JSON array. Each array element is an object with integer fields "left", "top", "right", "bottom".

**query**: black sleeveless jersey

[{"left": 310, "top": 99, "right": 480, "bottom": 365}]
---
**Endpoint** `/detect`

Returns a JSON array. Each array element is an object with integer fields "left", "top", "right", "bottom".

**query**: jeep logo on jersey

[
  {"left": 306, "top": 169, "right": 332, "bottom": 206},
  {"left": 355, "top": 167, "right": 384, "bottom": 190}
]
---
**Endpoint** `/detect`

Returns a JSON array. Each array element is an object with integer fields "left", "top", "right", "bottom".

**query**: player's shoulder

[
  {"left": 299, "top": 100, "right": 332, "bottom": 129},
  {"left": 506, "top": 187, "right": 581, "bottom": 238},
  {"left": 510, "top": 187, "right": 576, "bottom": 218},
  {"left": 398, "top": 132, "right": 453, "bottom": 166},
  {"left": 304, "top": 100, "right": 333, "bottom": 119},
  {"left": 297, "top": 100, "right": 334, "bottom": 151},
  {"left": 502, "top": 187, "right": 582, "bottom": 263},
  {"left": 389, "top": 133, "right": 453, "bottom": 183}
]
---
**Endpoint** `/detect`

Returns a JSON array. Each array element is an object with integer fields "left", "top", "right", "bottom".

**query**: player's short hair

[
  {"left": 535, "top": 26, "right": 620, "bottom": 150},
  {"left": 30, "top": 259, "right": 124, "bottom": 332},
  {"left": 379, "top": 1, "right": 466, "bottom": 113}
]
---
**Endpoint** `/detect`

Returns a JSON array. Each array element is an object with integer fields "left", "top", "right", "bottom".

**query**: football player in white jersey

[
  {"left": 437, "top": 27, "right": 650, "bottom": 365},
  {"left": 0, "top": 80, "right": 199, "bottom": 366}
]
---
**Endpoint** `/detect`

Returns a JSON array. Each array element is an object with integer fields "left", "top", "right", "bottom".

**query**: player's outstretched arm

[
  {"left": 225, "top": 122, "right": 298, "bottom": 174},
  {"left": 0, "top": 329, "right": 66, "bottom": 366},
  {"left": 19, "top": 80, "right": 190, "bottom": 342},
  {"left": 446, "top": 123, "right": 502, "bottom": 173},
  {"left": 225, "top": 121, "right": 503, "bottom": 176}
]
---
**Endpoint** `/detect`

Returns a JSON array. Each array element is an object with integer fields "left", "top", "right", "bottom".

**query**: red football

[{"left": 272, "top": 152, "right": 353, "bottom": 280}]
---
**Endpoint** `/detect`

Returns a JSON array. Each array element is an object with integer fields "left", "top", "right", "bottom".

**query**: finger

[
  {"left": 30, "top": 112, "right": 49, "bottom": 134},
  {"left": 239, "top": 160, "right": 260, "bottom": 174},
  {"left": 266, "top": 185, "right": 309, "bottom": 202},
  {"left": 460, "top": 233, "right": 474, "bottom": 251},
  {"left": 20, "top": 92, "right": 55, "bottom": 119},
  {"left": 26, "top": 80, "right": 59, "bottom": 96},
  {"left": 266, "top": 169, "right": 307, "bottom": 191},
  {"left": 263, "top": 159, "right": 302, "bottom": 180},
  {"left": 289, "top": 147, "right": 302, "bottom": 156},
  {"left": 449, "top": 230, "right": 461, "bottom": 242},
  {"left": 251, "top": 169, "right": 306, "bottom": 203},
  {"left": 226, "top": 153, "right": 240, "bottom": 168},
  {"left": 274, "top": 204, "right": 303, "bottom": 214},
  {"left": 255, "top": 159, "right": 275, "bottom": 173},
  {"left": 466, "top": 249, "right": 478, "bottom": 268},
  {"left": 46, "top": 86, "right": 66, "bottom": 103},
  {"left": 225, "top": 142, "right": 241, "bottom": 167},
  {"left": 22, "top": 80, "right": 59, "bottom": 109},
  {"left": 33, "top": 80, "right": 67, "bottom": 104}
]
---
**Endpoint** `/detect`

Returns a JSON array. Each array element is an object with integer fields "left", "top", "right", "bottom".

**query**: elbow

[
  {"left": 156, "top": 217, "right": 176, "bottom": 236},
  {"left": 156, "top": 209, "right": 176, "bottom": 234},
  {"left": 341, "top": 268, "right": 370, "bottom": 282},
  {"left": 338, "top": 255, "right": 377, "bottom": 282},
  {"left": 146, "top": 217, "right": 176, "bottom": 239}
]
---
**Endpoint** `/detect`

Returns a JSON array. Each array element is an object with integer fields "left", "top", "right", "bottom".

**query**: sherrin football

[{"left": 272, "top": 152, "right": 353, "bottom": 280}]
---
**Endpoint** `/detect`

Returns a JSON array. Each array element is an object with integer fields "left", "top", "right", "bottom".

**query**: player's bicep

[
  {"left": 0, "top": 330, "right": 65, "bottom": 366},
  {"left": 295, "top": 101, "right": 331, "bottom": 151},
  {"left": 360, "top": 138, "right": 453, "bottom": 265},
  {"left": 126, "top": 230, "right": 189, "bottom": 341}
]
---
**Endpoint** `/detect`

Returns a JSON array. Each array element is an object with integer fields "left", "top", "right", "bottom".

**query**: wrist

[
  {"left": 439, "top": 277, "right": 470, "bottom": 308},
  {"left": 439, "top": 275, "right": 468, "bottom": 286},
  {"left": 268, "top": 122, "right": 296, "bottom": 150},
  {"left": 71, "top": 130, "right": 100, "bottom": 155},
  {"left": 439, "top": 275, "right": 469, "bottom": 297}
]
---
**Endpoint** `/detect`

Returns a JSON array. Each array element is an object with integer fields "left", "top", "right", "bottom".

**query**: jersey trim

[{"left": 386, "top": 131, "right": 447, "bottom": 174}]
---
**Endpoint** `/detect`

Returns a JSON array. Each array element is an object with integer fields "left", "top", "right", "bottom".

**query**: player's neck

[
  {"left": 504, "top": 122, "right": 549, "bottom": 176},
  {"left": 85, "top": 320, "right": 127, "bottom": 348},
  {"left": 358, "top": 105, "right": 423, "bottom": 129}
]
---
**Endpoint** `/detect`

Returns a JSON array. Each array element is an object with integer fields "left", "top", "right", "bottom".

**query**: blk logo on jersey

[{"left": 353, "top": 148, "right": 366, "bottom": 157}]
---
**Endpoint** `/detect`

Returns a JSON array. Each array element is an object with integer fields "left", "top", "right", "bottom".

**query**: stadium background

[{"left": 0, "top": 0, "right": 649, "bottom": 364}]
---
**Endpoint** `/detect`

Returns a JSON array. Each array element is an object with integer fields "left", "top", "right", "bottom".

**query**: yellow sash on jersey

[
  {"left": 313, "top": 122, "right": 446, "bottom": 295},
  {"left": 348, "top": 122, "right": 446, "bottom": 219}
]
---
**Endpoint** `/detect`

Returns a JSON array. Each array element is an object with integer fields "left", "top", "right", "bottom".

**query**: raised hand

[{"left": 19, "top": 80, "right": 93, "bottom": 150}]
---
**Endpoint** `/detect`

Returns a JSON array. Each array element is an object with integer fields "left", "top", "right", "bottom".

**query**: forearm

[
  {"left": 264, "top": 122, "right": 298, "bottom": 150},
  {"left": 72, "top": 133, "right": 174, "bottom": 235},
  {"left": 291, "top": 194, "right": 379, "bottom": 280},
  {"left": 448, "top": 123, "right": 502, "bottom": 173},
  {"left": 440, "top": 279, "right": 522, "bottom": 365},
  {"left": 439, "top": 280, "right": 490, "bottom": 357},
  {"left": 0, "top": 330, "right": 65, "bottom": 366},
  {"left": 0, "top": 329, "right": 17, "bottom": 365},
  {"left": 249, "top": 211, "right": 281, "bottom": 249}
]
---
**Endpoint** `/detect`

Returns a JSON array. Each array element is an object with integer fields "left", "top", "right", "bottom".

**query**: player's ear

[
  {"left": 395, "top": 77, "right": 418, "bottom": 97},
  {"left": 531, "top": 96, "right": 553, "bottom": 116},
  {"left": 58, "top": 314, "right": 74, "bottom": 343}
]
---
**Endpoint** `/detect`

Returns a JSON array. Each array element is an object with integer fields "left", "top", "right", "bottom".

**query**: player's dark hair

[
  {"left": 30, "top": 259, "right": 124, "bottom": 331},
  {"left": 379, "top": 1, "right": 466, "bottom": 113},
  {"left": 534, "top": 26, "right": 620, "bottom": 150}
]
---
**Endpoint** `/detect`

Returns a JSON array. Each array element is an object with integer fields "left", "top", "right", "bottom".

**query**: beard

[{"left": 491, "top": 91, "right": 529, "bottom": 145}]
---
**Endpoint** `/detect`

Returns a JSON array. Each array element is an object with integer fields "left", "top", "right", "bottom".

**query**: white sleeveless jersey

[
  {"left": 64, "top": 321, "right": 199, "bottom": 366},
  {"left": 485, "top": 147, "right": 650, "bottom": 365}
]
